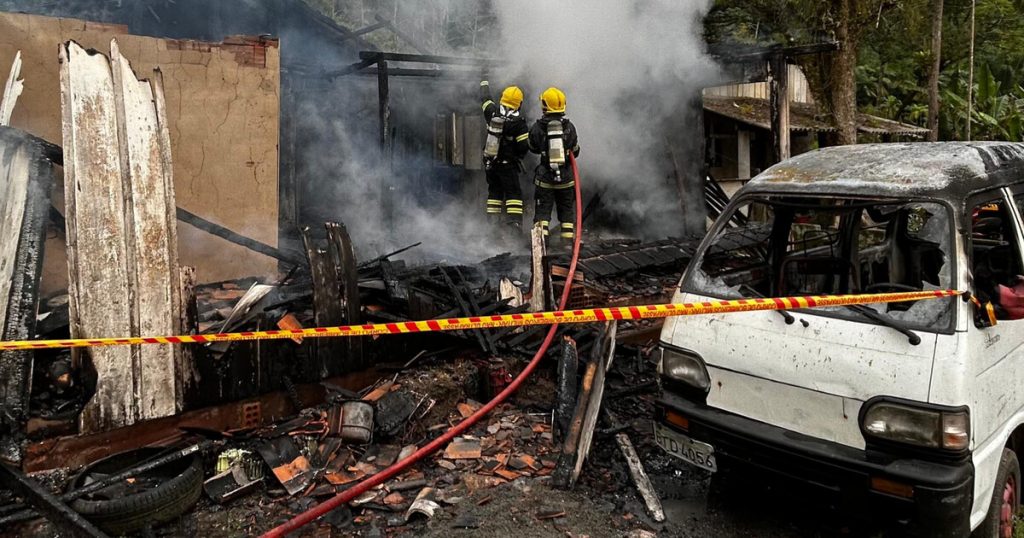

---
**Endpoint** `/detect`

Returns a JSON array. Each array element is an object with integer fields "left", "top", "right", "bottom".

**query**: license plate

[{"left": 654, "top": 421, "right": 717, "bottom": 472}]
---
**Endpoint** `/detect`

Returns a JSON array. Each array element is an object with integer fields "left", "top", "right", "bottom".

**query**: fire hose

[{"left": 259, "top": 153, "right": 587, "bottom": 537}]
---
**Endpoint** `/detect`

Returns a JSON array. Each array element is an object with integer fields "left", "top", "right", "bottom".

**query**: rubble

[
  {"left": 0, "top": 22, "right": 704, "bottom": 537},
  {"left": 3, "top": 323, "right": 683, "bottom": 537},
  {"left": 0, "top": 198, "right": 704, "bottom": 536}
]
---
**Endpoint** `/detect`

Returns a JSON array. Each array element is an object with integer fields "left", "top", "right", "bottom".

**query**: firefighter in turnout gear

[
  {"left": 528, "top": 87, "right": 580, "bottom": 244},
  {"left": 480, "top": 81, "right": 530, "bottom": 234}
]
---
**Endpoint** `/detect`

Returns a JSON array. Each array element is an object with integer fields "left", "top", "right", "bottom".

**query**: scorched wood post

[
  {"left": 377, "top": 59, "right": 393, "bottom": 228},
  {"left": 769, "top": 50, "right": 790, "bottom": 164}
]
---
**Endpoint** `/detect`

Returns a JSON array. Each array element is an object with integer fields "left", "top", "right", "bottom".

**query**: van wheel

[{"left": 975, "top": 448, "right": 1020, "bottom": 538}]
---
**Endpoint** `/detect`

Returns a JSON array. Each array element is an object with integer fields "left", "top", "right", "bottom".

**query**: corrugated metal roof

[{"left": 703, "top": 96, "right": 930, "bottom": 137}]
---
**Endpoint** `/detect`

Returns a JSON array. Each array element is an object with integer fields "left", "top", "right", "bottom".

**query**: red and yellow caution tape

[{"left": 0, "top": 290, "right": 959, "bottom": 351}]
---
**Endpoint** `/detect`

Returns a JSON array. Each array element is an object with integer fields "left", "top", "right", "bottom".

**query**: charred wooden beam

[
  {"left": 0, "top": 463, "right": 109, "bottom": 538},
  {"left": 359, "top": 51, "right": 501, "bottom": 67},
  {"left": 350, "top": 21, "right": 389, "bottom": 37},
  {"left": 711, "top": 41, "right": 839, "bottom": 64},
  {"left": 454, "top": 267, "right": 498, "bottom": 355},
  {"left": 529, "top": 222, "right": 546, "bottom": 312},
  {"left": 278, "top": 82, "right": 300, "bottom": 261},
  {"left": 439, "top": 268, "right": 492, "bottom": 354},
  {"left": 357, "top": 242, "right": 421, "bottom": 269},
  {"left": 378, "top": 60, "right": 395, "bottom": 227},
  {"left": 378, "top": 60, "right": 391, "bottom": 153},
  {"left": 554, "top": 336, "right": 579, "bottom": 443},
  {"left": 0, "top": 127, "right": 54, "bottom": 459},
  {"left": 302, "top": 227, "right": 342, "bottom": 378},
  {"left": 176, "top": 267, "right": 199, "bottom": 406},
  {"left": 614, "top": 432, "right": 665, "bottom": 522},
  {"left": 176, "top": 207, "right": 305, "bottom": 266},
  {"left": 374, "top": 15, "right": 431, "bottom": 55},
  {"left": 321, "top": 57, "right": 379, "bottom": 79},
  {"left": 552, "top": 322, "right": 616, "bottom": 488},
  {"left": 358, "top": 67, "right": 480, "bottom": 78},
  {"left": 325, "top": 222, "right": 364, "bottom": 371},
  {"left": 769, "top": 52, "right": 790, "bottom": 163}
]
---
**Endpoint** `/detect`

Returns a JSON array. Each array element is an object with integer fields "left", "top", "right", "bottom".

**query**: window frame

[{"left": 681, "top": 192, "right": 960, "bottom": 335}]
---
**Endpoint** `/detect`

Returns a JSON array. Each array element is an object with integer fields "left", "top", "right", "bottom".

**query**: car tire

[
  {"left": 69, "top": 447, "right": 203, "bottom": 535},
  {"left": 974, "top": 448, "right": 1020, "bottom": 538}
]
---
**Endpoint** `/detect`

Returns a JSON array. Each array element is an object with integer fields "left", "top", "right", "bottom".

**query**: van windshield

[{"left": 683, "top": 196, "right": 955, "bottom": 332}]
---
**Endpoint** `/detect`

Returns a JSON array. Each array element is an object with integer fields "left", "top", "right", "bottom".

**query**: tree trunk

[
  {"left": 965, "top": 0, "right": 975, "bottom": 141},
  {"left": 927, "top": 0, "right": 944, "bottom": 141},
  {"left": 829, "top": 0, "right": 859, "bottom": 145}
]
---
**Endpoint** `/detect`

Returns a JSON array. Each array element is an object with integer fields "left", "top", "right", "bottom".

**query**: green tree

[
  {"left": 705, "top": 0, "right": 904, "bottom": 145},
  {"left": 708, "top": 0, "right": 1024, "bottom": 142}
]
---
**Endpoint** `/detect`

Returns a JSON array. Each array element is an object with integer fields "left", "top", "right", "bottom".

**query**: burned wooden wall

[{"left": 0, "top": 126, "right": 55, "bottom": 458}]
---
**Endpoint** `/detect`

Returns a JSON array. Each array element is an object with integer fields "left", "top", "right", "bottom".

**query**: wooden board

[
  {"left": 325, "top": 222, "right": 363, "bottom": 371},
  {"left": 615, "top": 432, "right": 665, "bottom": 522},
  {"left": 570, "top": 321, "right": 616, "bottom": 484},
  {"left": 61, "top": 40, "right": 137, "bottom": 432},
  {"left": 61, "top": 40, "right": 182, "bottom": 433},
  {"left": 529, "top": 223, "right": 546, "bottom": 312},
  {"left": 110, "top": 40, "right": 180, "bottom": 419},
  {"left": 0, "top": 131, "right": 30, "bottom": 325},
  {"left": 552, "top": 321, "right": 616, "bottom": 489},
  {"left": 302, "top": 227, "right": 341, "bottom": 378}
]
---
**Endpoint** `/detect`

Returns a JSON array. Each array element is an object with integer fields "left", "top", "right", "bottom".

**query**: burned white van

[{"left": 655, "top": 143, "right": 1024, "bottom": 537}]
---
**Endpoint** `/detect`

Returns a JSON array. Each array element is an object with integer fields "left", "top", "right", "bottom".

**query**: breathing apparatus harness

[
  {"left": 545, "top": 117, "right": 568, "bottom": 182},
  {"left": 483, "top": 105, "right": 520, "bottom": 171}
]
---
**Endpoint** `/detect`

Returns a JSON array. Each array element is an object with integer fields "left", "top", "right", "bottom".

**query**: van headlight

[
  {"left": 860, "top": 398, "right": 969, "bottom": 452},
  {"left": 658, "top": 345, "right": 710, "bottom": 393}
]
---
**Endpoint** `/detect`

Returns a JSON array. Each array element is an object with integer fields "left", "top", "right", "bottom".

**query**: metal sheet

[
  {"left": 110, "top": 40, "right": 180, "bottom": 419},
  {"left": 61, "top": 39, "right": 182, "bottom": 432}
]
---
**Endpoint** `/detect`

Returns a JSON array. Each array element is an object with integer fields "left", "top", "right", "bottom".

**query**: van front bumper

[{"left": 656, "top": 392, "right": 974, "bottom": 537}]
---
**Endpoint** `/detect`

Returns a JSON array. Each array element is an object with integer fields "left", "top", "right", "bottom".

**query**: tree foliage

[{"left": 707, "top": 0, "right": 1024, "bottom": 141}]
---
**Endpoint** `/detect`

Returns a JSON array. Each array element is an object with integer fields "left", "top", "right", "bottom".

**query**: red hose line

[{"left": 261, "top": 154, "right": 586, "bottom": 537}]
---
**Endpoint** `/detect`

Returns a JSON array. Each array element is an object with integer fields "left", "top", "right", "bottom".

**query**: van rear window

[{"left": 684, "top": 197, "right": 954, "bottom": 331}]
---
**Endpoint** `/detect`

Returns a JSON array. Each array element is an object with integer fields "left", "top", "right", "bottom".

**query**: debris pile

[
  {"left": 4, "top": 300, "right": 674, "bottom": 537},
  {"left": 6, "top": 202, "right": 695, "bottom": 537}
]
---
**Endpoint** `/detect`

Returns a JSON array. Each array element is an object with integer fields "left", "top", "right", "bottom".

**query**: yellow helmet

[
  {"left": 500, "top": 86, "right": 524, "bottom": 110},
  {"left": 540, "top": 87, "right": 566, "bottom": 114}
]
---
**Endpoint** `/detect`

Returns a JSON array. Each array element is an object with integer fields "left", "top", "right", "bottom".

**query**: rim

[{"left": 1000, "top": 473, "right": 1017, "bottom": 538}]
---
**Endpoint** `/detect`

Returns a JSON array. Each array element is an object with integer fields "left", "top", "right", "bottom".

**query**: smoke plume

[{"left": 491, "top": 0, "right": 720, "bottom": 238}]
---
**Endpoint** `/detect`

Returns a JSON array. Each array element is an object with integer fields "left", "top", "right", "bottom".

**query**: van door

[{"left": 956, "top": 189, "right": 1024, "bottom": 525}]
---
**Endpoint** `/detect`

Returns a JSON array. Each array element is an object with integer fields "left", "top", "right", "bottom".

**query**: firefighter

[
  {"left": 528, "top": 87, "right": 580, "bottom": 245},
  {"left": 480, "top": 80, "right": 530, "bottom": 235}
]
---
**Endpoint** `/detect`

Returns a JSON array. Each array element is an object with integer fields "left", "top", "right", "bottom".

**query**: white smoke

[{"left": 491, "top": 0, "right": 720, "bottom": 237}]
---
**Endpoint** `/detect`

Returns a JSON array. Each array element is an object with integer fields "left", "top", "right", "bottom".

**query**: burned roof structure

[
  {"left": 0, "top": 0, "right": 492, "bottom": 258},
  {"left": 703, "top": 95, "right": 930, "bottom": 138}
]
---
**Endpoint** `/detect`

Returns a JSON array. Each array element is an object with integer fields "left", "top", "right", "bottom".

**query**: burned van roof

[{"left": 747, "top": 142, "right": 1024, "bottom": 199}]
